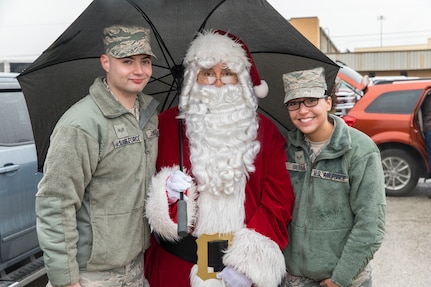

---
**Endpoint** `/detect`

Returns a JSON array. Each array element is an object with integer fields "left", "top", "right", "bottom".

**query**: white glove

[
  {"left": 166, "top": 170, "right": 192, "bottom": 204},
  {"left": 216, "top": 266, "right": 252, "bottom": 287}
]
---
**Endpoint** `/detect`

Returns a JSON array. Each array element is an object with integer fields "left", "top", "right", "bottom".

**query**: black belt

[{"left": 154, "top": 233, "right": 198, "bottom": 264}]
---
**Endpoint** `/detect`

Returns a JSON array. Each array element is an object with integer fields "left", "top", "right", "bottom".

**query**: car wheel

[{"left": 380, "top": 149, "right": 419, "bottom": 196}]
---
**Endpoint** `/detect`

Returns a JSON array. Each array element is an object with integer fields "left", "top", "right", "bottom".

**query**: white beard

[{"left": 183, "top": 84, "right": 260, "bottom": 197}]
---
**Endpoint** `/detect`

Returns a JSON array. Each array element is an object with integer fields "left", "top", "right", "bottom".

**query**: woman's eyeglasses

[
  {"left": 197, "top": 69, "right": 238, "bottom": 85},
  {"left": 285, "top": 97, "right": 321, "bottom": 111}
]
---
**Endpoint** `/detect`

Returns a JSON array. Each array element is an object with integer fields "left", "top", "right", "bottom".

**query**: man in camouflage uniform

[{"left": 36, "top": 25, "right": 158, "bottom": 287}]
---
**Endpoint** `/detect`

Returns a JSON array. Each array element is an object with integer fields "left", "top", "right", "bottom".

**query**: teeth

[{"left": 300, "top": 118, "right": 312, "bottom": 123}]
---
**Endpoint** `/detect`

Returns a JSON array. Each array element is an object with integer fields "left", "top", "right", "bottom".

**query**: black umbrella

[{"left": 18, "top": 0, "right": 339, "bottom": 171}]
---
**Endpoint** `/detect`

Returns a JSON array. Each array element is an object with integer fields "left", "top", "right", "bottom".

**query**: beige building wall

[
  {"left": 290, "top": 17, "right": 339, "bottom": 54},
  {"left": 290, "top": 17, "right": 321, "bottom": 48}
]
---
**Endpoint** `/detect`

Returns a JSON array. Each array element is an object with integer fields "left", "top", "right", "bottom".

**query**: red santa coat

[{"left": 144, "top": 107, "right": 294, "bottom": 287}]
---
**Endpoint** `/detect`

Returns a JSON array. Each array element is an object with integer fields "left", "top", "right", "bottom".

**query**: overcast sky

[
  {"left": 1, "top": 0, "right": 430, "bottom": 61},
  {"left": 271, "top": 0, "right": 431, "bottom": 51}
]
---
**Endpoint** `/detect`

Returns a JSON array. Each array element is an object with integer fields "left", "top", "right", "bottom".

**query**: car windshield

[{"left": 0, "top": 91, "right": 34, "bottom": 145}]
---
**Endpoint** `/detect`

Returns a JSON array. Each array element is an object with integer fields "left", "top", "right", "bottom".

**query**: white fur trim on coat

[
  {"left": 223, "top": 228, "right": 286, "bottom": 287},
  {"left": 145, "top": 166, "right": 197, "bottom": 241}
]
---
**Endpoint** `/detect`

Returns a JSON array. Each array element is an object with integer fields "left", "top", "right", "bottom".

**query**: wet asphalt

[{"left": 371, "top": 178, "right": 431, "bottom": 286}]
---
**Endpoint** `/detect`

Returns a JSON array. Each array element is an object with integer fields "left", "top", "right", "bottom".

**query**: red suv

[{"left": 342, "top": 76, "right": 431, "bottom": 196}]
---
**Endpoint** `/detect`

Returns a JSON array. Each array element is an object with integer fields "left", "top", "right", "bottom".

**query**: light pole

[{"left": 377, "top": 15, "right": 385, "bottom": 47}]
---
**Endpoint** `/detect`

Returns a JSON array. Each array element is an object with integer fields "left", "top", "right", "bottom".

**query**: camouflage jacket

[
  {"left": 36, "top": 77, "right": 158, "bottom": 287},
  {"left": 284, "top": 115, "right": 386, "bottom": 287}
]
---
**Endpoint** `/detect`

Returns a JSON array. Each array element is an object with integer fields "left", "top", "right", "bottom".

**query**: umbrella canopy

[{"left": 18, "top": 0, "right": 339, "bottom": 171}]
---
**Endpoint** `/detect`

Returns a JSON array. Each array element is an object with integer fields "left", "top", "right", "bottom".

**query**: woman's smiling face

[{"left": 288, "top": 96, "right": 333, "bottom": 142}]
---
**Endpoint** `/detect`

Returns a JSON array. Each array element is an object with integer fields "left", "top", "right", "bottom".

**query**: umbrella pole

[{"left": 177, "top": 119, "right": 188, "bottom": 238}]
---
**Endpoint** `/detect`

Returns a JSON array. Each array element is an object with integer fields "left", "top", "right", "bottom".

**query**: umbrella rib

[
  {"left": 257, "top": 106, "right": 287, "bottom": 129},
  {"left": 127, "top": 0, "right": 176, "bottom": 67},
  {"left": 250, "top": 51, "right": 339, "bottom": 67},
  {"left": 160, "top": 76, "right": 181, "bottom": 110},
  {"left": 197, "top": 0, "right": 226, "bottom": 33},
  {"left": 127, "top": 0, "right": 185, "bottom": 97},
  {"left": 19, "top": 56, "right": 103, "bottom": 76},
  {"left": 150, "top": 73, "right": 178, "bottom": 91}
]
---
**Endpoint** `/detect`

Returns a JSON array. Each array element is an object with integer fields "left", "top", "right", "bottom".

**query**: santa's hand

[
  {"left": 166, "top": 170, "right": 192, "bottom": 203},
  {"left": 216, "top": 266, "right": 252, "bottom": 287}
]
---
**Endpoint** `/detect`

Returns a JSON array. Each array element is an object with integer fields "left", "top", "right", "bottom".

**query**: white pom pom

[{"left": 253, "top": 80, "right": 269, "bottom": 98}]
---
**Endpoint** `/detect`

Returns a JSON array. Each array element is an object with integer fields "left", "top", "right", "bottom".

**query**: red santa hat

[
  {"left": 183, "top": 29, "right": 269, "bottom": 98},
  {"left": 214, "top": 30, "right": 268, "bottom": 98}
]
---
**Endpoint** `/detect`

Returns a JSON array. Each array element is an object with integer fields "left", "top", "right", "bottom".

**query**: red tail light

[{"left": 341, "top": 115, "right": 357, "bottom": 127}]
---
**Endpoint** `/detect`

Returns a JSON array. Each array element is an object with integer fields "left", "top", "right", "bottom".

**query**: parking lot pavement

[{"left": 371, "top": 179, "right": 431, "bottom": 286}]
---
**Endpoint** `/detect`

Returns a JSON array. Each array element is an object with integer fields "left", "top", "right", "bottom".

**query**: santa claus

[{"left": 144, "top": 30, "right": 294, "bottom": 287}]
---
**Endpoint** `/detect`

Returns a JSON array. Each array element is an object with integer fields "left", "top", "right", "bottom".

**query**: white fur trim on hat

[
  {"left": 184, "top": 30, "right": 250, "bottom": 73},
  {"left": 254, "top": 79, "right": 269, "bottom": 98},
  {"left": 214, "top": 30, "right": 268, "bottom": 98},
  {"left": 183, "top": 30, "right": 269, "bottom": 99}
]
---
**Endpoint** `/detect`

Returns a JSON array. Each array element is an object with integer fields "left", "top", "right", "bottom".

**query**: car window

[
  {"left": 365, "top": 89, "right": 423, "bottom": 114},
  {"left": 0, "top": 91, "right": 34, "bottom": 145}
]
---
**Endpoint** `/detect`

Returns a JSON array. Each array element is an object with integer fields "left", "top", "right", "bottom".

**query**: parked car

[
  {"left": 342, "top": 78, "right": 431, "bottom": 196},
  {"left": 334, "top": 81, "right": 360, "bottom": 116},
  {"left": 334, "top": 61, "right": 370, "bottom": 116},
  {"left": 0, "top": 73, "right": 45, "bottom": 286}
]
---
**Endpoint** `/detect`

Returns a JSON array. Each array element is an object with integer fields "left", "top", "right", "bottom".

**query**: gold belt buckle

[{"left": 196, "top": 233, "right": 233, "bottom": 280}]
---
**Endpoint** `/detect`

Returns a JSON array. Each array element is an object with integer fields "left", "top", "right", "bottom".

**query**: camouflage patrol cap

[
  {"left": 103, "top": 25, "right": 156, "bottom": 58},
  {"left": 282, "top": 67, "right": 327, "bottom": 104}
]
